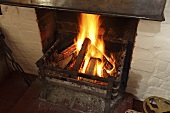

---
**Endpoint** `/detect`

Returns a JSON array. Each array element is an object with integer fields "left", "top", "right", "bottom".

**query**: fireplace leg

[
  {"left": 104, "top": 76, "right": 114, "bottom": 113},
  {"left": 39, "top": 67, "right": 48, "bottom": 99},
  {"left": 41, "top": 77, "right": 48, "bottom": 99}
]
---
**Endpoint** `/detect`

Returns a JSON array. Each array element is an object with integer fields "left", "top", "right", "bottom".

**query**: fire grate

[{"left": 36, "top": 36, "right": 127, "bottom": 113}]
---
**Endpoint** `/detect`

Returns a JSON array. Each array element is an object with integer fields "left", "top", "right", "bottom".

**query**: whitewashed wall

[
  {"left": 126, "top": 1, "right": 170, "bottom": 100},
  {"left": 0, "top": 2, "right": 170, "bottom": 100},
  {"left": 0, "top": 5, "right": 43, "bottom": 75}
]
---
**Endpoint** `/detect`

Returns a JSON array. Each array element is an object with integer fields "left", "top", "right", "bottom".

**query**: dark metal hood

[{"left": 0, "top": 0, "right": 166, "bottom": 21}]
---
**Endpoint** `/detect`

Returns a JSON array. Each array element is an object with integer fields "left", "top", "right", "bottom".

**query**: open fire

[
  {"left": 36, "top": 11, "right": 133, "bottom": 113},
  {"left": 74, "top": 13, "right": 115, "bottom": 78}
]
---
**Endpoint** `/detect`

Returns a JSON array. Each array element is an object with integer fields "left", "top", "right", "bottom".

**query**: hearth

[{"left": 35, "top": 9, "right": 139, "bottom": 112}]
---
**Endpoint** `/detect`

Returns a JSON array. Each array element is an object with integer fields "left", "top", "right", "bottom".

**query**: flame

[
  {"left": 96, "top": 60, "right": 103, "bottom": 77},
  {"left": 75, "top": 13, "right": 115, "bottom": 77},
  {"left": 75, "top": 13, "right": 101, "bottom": 52}
]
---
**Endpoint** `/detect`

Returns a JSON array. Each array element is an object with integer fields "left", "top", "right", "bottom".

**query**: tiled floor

[
  {"left": 0, "top": 72, "right": 30, "bottom": 113},
  {"left": 10, "top": 79, "right": 81, "bottom": 113},
  {"left": 0, "top": 72, "right": 81, "bottom": 113},
  {"left": 0, "top": 72, "right": 145, "bottom": 113}
]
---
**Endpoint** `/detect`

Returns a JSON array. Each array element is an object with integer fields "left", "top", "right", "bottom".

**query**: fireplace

[
  {"left": 0, "top": 0, "right": 167, "bottom": 113},
  {"left": 34, "top": 9, "right": 138, "bottom": 112}
]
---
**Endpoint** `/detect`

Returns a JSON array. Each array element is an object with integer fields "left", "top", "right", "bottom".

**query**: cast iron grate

[{"left": 36, "top": 36, "right": 127, "bottom": 113}]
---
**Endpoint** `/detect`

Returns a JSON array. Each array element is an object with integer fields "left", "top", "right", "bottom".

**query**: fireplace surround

[
  {"left": 34, "top": 9, "right": 139, "bottom": 112},
  {"left": 0, "top": 0, "right": 167, "bottom": 112}
]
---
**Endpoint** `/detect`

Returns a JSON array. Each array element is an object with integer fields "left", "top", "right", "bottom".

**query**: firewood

[
  {"left": 53, "top": 44, "right": 76, "bottom": 62},
  {"left": 103, "top": 69, "right": 109, "bottom": 78},
  {"left": 85, "top": 57, "right": 101, "bottom": 75},
  {"left": 72, "top": 38, "right": 91, "bottom": 71},
  {"left": 103, "top": 57, "right": 113, "bottom": 71},
  {"left": 83, "top": 58, "right": 101, "bottom": 82},
  {"left": 65, "top": 53, "right": 77, "bottom": 69},
  {"left": 89, "top": 45, "right": 114, "bottom": 71},
  {"left": 61, "top": 44, "right": 76, "bottom": 55},
  {"left": 56, "top": 55, "right": 73, "bottom": 69},
  {"left": 51, "top": 55, "right": 73, "bottom": 68}
]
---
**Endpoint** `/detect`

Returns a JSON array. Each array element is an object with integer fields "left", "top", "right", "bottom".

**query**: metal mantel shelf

[{"left": 0, "top": 0, "right": 166, "bottom": 21}]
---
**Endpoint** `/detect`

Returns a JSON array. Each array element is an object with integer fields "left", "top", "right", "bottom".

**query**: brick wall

[
  {"left": 126, "top": 1, "right": 170, "bottom": 100},
  {"left": 0, "top": 5, "right": 43, "bottom": 75}
]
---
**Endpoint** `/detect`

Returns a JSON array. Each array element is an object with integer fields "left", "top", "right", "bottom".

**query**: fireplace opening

[{"left": 36, "top": 9, "right": 139, "bottom": 113}]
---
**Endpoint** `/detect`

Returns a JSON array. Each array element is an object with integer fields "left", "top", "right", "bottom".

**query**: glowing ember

[{"left": 74, "top": 13, "right": 115, "bottom": 77}]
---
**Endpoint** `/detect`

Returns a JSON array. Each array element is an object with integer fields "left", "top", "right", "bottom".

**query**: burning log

[
  {"left": 56, "top": 55, "right": 73, "bottom": 69},
  {"left": 72, "top": 38, "right": 91, "bottom": 71},
  {"left": 89, "top": 45, "right": 114, "bottom": 71},
  {"left": 84, "top": 57, "right": 103, "bottom": 83},
  {"left": 85, "top": 58, "right": 102, "bottom": 75},
  {"left": 65, "top": 53, "right": 77, "bottom": 69},
  {"left": 103, "top": 57, "right": 113, "bottom": 71},
  {"left": 50, "top": 44, "right": 76, "bottom": 69},
  {"left": 62, "top": 44, "right": 76, "bottom": 55},
  {"left": 53, "top": 44, "right": 76, "bottom": 62}
]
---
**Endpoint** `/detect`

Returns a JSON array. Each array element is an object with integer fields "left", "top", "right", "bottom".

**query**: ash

[
  {"left": 46, "top": 79, "right": 105, "bottom": 113},
  {"left": 41, "top": 78, "right": 122, "bottom": 113}
]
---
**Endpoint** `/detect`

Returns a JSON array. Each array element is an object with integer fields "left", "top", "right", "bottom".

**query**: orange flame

[
  {"left": 75, "top": 13, "right": 115, "bottom": 77},
  {"left": 75, "top": 13, "right": 102, "bottom": 52}
]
